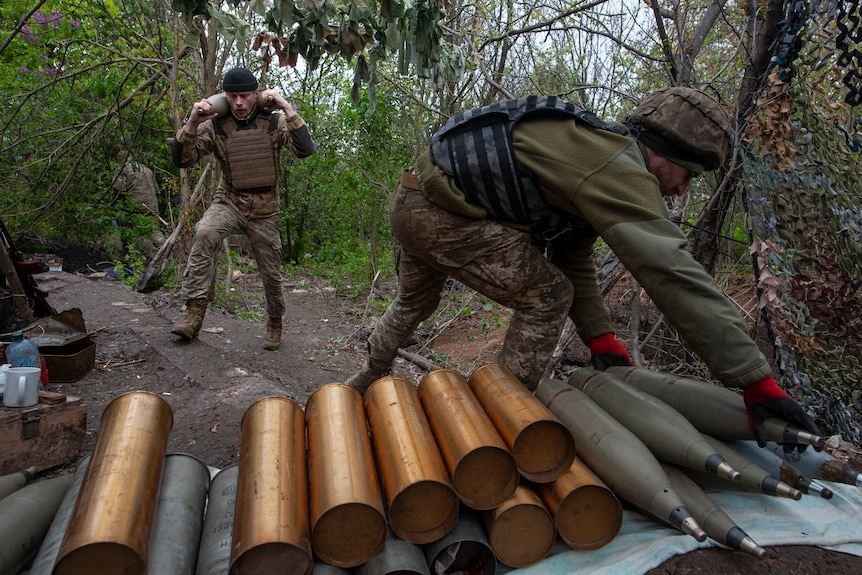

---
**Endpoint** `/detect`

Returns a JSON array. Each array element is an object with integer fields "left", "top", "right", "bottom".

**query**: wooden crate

[{"left": 0, "top": 392, "right": 87, "bottom": 475}]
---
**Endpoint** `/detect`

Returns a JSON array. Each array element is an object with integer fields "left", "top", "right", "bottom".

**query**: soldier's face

[
  {"left": 646, "top": 149, "right": 696, "bottom": 197},
  {"left": 226, "top": 90, "right": 259, "bottom": 120}
]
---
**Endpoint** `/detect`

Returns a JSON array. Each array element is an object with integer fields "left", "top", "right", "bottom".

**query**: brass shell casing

[
  {"left": 533, "top": 457, "right": 622, "bottom": 550},
  {"left": 54, "top": 391, "right": 173, "bottom": 575},
  {"left": 365, "top": 376, "right": 459, "bottom": 543},
  {"left": 418, "top": 369, "right": 518, "bottom": 510},
  {"left": 482, "top": 483, "right": 556, "bottom": 568},
  {"left": 306, "top": 384, "right": 386, "bottom": 568},
  {"left": 230, "top": 397, "right": 311, "bottom": 575},
  {"left": 468, "top": 364, "right": 574, "bottom": 483}
]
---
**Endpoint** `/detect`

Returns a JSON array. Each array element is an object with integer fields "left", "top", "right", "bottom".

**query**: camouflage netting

[{"left": 740, "top": 71, "right": 862, "bottom": 442}]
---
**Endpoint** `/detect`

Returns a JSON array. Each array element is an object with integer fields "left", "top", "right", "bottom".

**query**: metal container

[
  {"left": 307, "top": 384, "right": 386, "bottom": 568},
  {"left": 195, "top": 465, "right": 239, "bottom": 575},
  {"left": 467, "top": 364, "right": 574, "bottom": 483},
  {"left": 423, "top": 506, "right": 496, "bottom": 575},
  {"left": 54, "top": 391, "right": 174, "bottom": 575},
  {"left": 365, "top": 376, "right": 459, "bottom": 544},
  {"left": 29, "top": 455, "right": 91, "bottom": 575},
  {"left": 533, "top": 456, "right": 622, "bottom": 550},
  {"left": 0, "top": 474, "right": 73, "bottom": 575},
  {"left": 355, "top": 528, "right": 429, "bottom": 575},
  {"left": 148, "top": 453, "right": 211, "bottom": 575},
  {"left": 39, "top": 340, "right": 95, "bottom": 383},
  {"left": 482, "top": 483, "right": 555, "bottom": 568},
  {"left": 417, "top": 369, "right": 518, "bottom": 510},
  {"left": 231, "top": 397, "right": 312, "bottom": 575}
]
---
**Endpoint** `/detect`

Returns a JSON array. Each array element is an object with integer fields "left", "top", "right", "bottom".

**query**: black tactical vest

[{"left": 430, "top": 95, "right": 629, "bottom": 235}]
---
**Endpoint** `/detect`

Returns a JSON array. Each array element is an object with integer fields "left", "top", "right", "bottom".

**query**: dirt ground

[{"left": 14, "top": 251, "right": 862, "bottom": 574}]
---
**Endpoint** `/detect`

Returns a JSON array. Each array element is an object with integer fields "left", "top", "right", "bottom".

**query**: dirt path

[{"left": 27, "top": 271, "right": 862, "bottom": 574}]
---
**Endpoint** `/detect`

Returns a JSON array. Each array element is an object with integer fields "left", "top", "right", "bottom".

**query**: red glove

[
  {"left": 588, "top": 333, "right": 632, "bottom": 371},
  {"left": 742, "top": 375, "right": 820, "bottom": 450}
]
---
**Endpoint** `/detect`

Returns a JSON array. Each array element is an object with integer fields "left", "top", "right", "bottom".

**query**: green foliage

[
  {"left": 276, "top": 62, "right": 413, "bottom": 287},
  {"left": 173, "top": 0, "right": 463, "bottom": 113},
  {"left": 1, "top": 1, "right": 176, "bottom": 252}
]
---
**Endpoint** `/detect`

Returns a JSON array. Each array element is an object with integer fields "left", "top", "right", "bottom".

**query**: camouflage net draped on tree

[{"left": 740, "top": 71, "right": 862, "bottom": 443}]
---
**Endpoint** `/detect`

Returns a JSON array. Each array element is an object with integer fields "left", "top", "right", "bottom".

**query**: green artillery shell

[
  {"left": 569, "top": 368, "right": 740, "bottom": 483},
  {"left": 535, "top": 378, "right": 706, "bottom": 542}
]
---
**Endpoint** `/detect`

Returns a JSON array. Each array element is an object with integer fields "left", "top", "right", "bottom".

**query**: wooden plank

[
  {"left": 38, "top": 390, "right": 67, "bottom": 405},
  {"left": 0, "top": 396, "right": 87, "bottom": 474}
]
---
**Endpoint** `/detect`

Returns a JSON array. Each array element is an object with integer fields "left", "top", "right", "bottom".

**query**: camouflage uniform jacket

[
  {"left": 417, "top": 114, "right": 771, "bottom": 389},
  {"left": 172, "top": 109, "right": 314, "bottom": 218}
]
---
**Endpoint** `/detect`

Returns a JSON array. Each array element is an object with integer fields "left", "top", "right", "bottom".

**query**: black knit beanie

[{"left": 222, "top": 68, "right": 258, "bottom": 92}]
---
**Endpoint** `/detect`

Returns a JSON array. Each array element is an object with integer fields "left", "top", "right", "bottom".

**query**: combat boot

[
  {"left": 263, "top": 317, "right": 282, "bottom": 350},
  {"left": 171, "top": 298, "right": 208, "bottom": 340},
  {"left": 344, "top": 361, "right": 388, "bottom": 395}
]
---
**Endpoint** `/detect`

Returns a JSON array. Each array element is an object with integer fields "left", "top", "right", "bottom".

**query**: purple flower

[
  {"left": 21, "top": 24, "right": 37, "bottom": 44},
  {"left": 34, "top": 10, "right": 63, "bottom": 29}
]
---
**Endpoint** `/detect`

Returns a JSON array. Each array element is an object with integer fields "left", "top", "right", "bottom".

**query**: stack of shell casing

[{"left": 18, "top": 365, "right": 857, "bottom": 575}]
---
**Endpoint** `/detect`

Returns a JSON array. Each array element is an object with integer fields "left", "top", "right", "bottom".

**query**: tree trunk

[{"left": 690, "top": 0, "right": 786, "bottom": 273}]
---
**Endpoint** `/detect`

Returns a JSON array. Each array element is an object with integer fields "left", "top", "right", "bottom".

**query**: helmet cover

[{"left": 627, "top": 87, "right": 730, "bottom": 171}]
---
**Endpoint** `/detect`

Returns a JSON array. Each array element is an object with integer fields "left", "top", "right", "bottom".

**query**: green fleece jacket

[{"left": 416, "top": 115, "right": 770, "bottom": 389}]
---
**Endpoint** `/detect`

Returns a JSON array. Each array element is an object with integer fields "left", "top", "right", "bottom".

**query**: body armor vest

[
  {"left": 430, "top": 95, "right": 629, "bottom": 234},
  {"left": 215, "top": 112, "right": 281, "bottom": 192}
]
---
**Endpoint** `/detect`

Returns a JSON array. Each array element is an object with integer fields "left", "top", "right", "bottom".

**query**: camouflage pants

[
  {"left": 180, "top": 198, "right": 284, "bottom": 319},
  {"left": 367, "top": 181, "right": 574, "bottom": 390}
]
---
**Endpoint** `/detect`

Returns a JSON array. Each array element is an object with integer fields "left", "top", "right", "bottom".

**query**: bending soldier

[{"left": 345, "top": 88, "right": 819, "bottom": 448}]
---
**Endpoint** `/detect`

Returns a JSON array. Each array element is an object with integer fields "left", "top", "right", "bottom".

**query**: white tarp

[{"left": 497, "top": 481, "right": 862, "bottom": 574}]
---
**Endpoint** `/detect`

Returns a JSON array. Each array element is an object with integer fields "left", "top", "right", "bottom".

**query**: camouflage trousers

[
  {"left": 367, "top": 180, "right": 575, "bottom": 390},
  {"left": 180, "top": 198, "right": 284, "bottom": 319}
]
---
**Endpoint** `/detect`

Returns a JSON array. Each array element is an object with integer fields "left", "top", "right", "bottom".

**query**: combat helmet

[{"left": 626, "top": 87, "right": 730, "bottom": 172}]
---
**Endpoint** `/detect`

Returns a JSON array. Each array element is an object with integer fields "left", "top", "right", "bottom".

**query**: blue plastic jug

[{"left": 6, "top": 331, "right": 40, "bottom": 368}]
